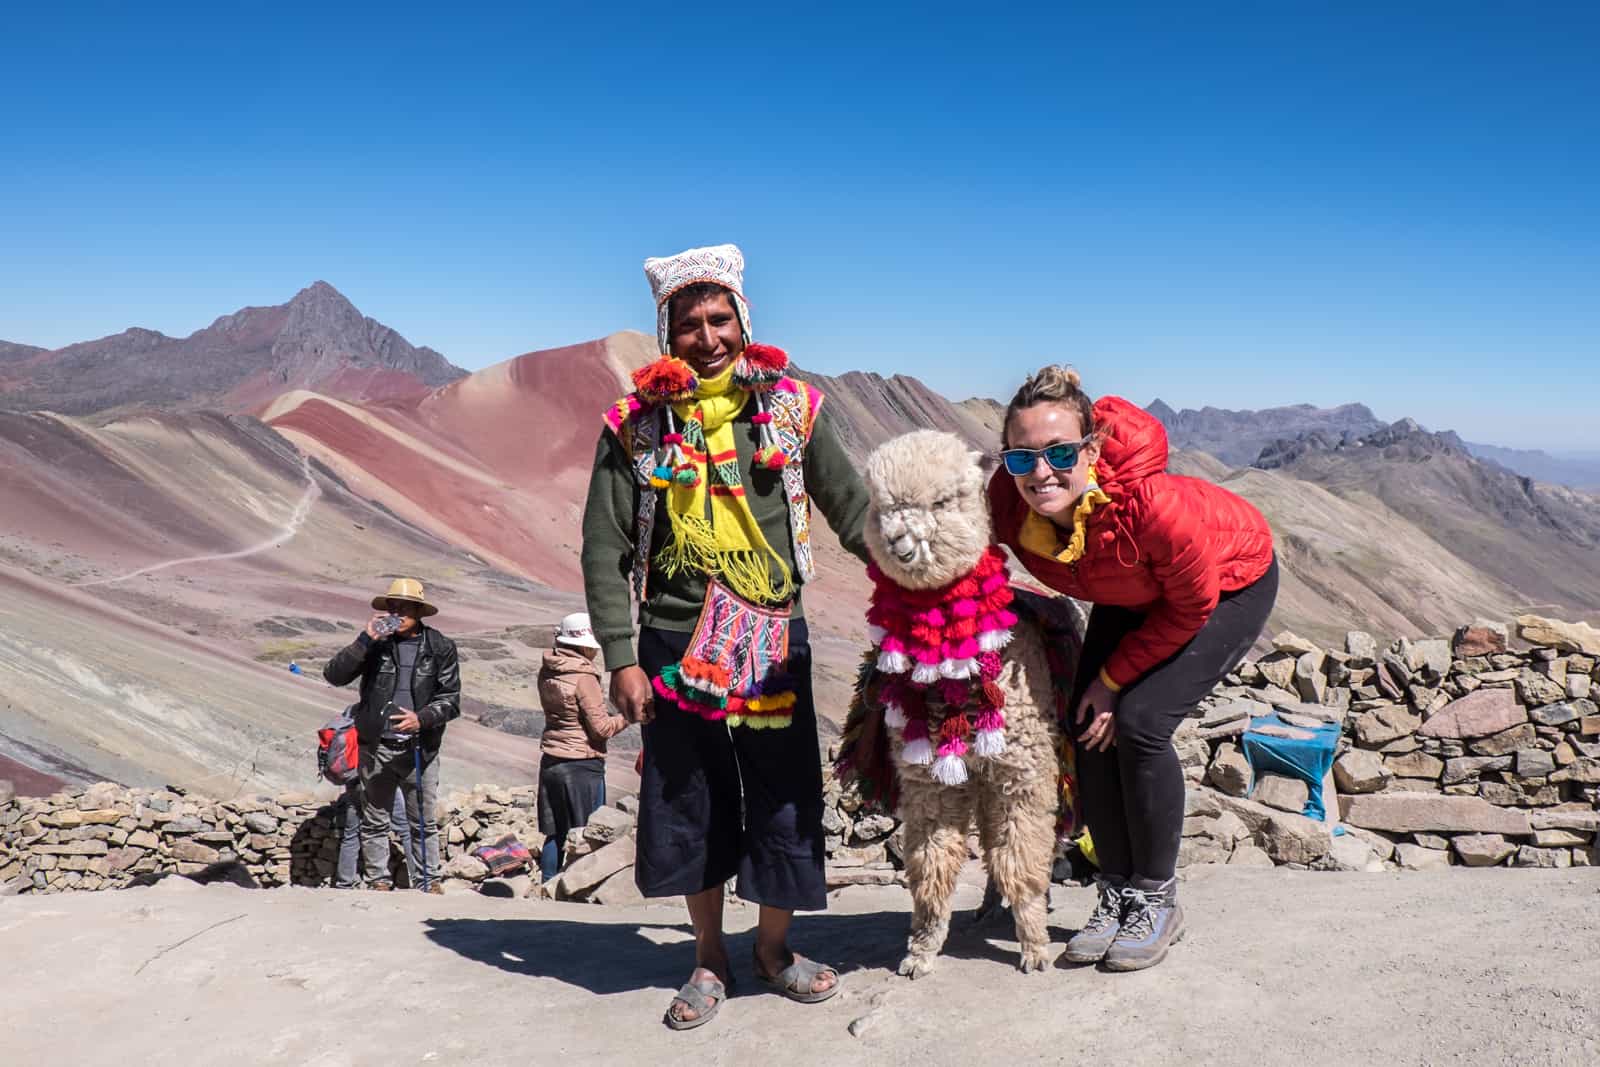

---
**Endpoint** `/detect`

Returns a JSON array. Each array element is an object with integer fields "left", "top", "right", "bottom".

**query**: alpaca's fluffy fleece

[{"left": 863, "top": 431, "right": 1067, "bottom": 978}]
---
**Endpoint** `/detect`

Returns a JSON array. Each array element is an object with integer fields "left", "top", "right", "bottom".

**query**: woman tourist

[
  {"left": 535, "top": 612, "right": 626, "bottom": 882},
  {"left": 580, "top": 244, "right": 871, "bottom": 1028},
  {"left": 988, "top": 365, "right": 1278, "bottom": 971}
]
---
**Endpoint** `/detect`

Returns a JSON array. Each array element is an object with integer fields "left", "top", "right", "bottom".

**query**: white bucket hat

[{"left": 554, "top": 612, "right": 601, "bottom": 651}]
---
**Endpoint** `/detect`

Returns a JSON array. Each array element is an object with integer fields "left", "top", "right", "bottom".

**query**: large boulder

[
  {"left": 1418, "top": 689, "right": 1526, "bottom": 740},
  {"left": 1339, "top": 793, "right": 1532, "bottom": 835},
  {"left": 1326, "top": 833, "right": 1383, "bottom": 872},
  {"left": 556, "top": 836, "right": 636, "bottom": 899},
  {"left": 1353, "top": 705, "right": 1420, "bottom": 747},
  {"left": 1333, "top": 749, "right": 1391, "bottom": 794},
  {"left": 1394, "top": 843, "right": 1451, "bottom": 871},
  {"left": 444, "top": 854, "right": 490, "bottom": 882},
  {"left": 1383, "top": 751, "right": 1444, "bottom": 780},
  {"left": 1213, "top": 794, "right": 1331, "bottom": 865},
  {"left": 1528, "top": 699, "right": 1595, "bottom": 728},
  {"left": 1252, "top": 774, "right": 1309, "bottom": 815},
  {"left": 1515, "top": 615, "right": 1600, "bottom": 656},
  {"left": 581, "top": 805, "right": 636, "bottom": 846},
  {"left": 1452, "top": 833, "right": 1515, "bottom": 867},
  {"left": 1452, "top": 622, "right": 1507, "bottom": 658},
  {"left": 1206, "top": 743, "right": 1251, "bottom": 797}
]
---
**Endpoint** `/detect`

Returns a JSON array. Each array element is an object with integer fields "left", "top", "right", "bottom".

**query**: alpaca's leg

[
  {"left": 967, "top": 779, "right": 1008, "bottom": 927},
  {"left": 898, "top": 777, "right": 971, "bottom": 979},
  {"left": 979, "top": 765, "right": 1059, "bottom": 973}
]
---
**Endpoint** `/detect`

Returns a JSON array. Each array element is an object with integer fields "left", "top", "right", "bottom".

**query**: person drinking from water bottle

[{"left": 324, "top": 577, "right": 461, "bottom": 893}]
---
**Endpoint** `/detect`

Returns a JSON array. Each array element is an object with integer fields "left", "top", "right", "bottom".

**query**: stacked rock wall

[
  {"left": 1179, "top": 617, "right": 1600, "bottom": 871},
  {"left": 5, "top": 616, "right": 1597, "bottom": 894},
  {"left": 0, "top": 776, "right": 898, "bottom": 896}
]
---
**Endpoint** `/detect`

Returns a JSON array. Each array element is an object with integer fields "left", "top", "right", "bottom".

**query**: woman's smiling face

[{"left": 1005, "top": 402, "right": 1100, "bottom": 523}]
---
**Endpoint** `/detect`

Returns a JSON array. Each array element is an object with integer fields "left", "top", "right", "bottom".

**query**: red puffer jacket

[{"left": 989, "top": 395, "right": 1275, "bottom": 691}]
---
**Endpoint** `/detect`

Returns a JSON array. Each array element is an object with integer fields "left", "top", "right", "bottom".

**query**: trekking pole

[{"left": 413, "top": 742, "right": 430, "bottom": 893}]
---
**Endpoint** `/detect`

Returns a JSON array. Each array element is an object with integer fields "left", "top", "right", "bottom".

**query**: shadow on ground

[{"left": 422, "top": 907, "right": 1083, "bottom": 997}]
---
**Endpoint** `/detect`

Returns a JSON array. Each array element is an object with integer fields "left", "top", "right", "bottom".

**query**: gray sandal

[
  {"left": 754, "top": 952, "right": 840, "bottom": 1004},
  {"left": 664, "top": 971, "right": 730, "bottom": 1031}
]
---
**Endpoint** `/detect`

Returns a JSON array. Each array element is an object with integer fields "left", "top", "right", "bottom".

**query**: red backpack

[{"left": 317, "top": 706, "right": 361, "bottom": 785}]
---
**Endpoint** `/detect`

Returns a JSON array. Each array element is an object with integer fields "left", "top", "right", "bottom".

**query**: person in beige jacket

[{"left": 538, "top": 612, "right": 629, "bottom": 880}]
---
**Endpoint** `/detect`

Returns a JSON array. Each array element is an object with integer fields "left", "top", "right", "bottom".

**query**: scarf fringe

[{"left": 659, "top": 509, "right": 795, "bottom": 606}]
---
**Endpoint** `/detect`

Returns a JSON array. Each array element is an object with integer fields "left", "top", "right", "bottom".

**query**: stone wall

[
  {"left": 5, "top": 615, "right": 1597, "bottom": 894},
  {"left": 0, "top": 774, "right": 899, "bottom": 897},
  {"left": 1177, "top": 616, "right": 1600, "bottom": 871}
]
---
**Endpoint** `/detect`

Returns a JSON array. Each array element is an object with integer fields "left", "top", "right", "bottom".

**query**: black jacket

[{"left": 323, "top": 625, "right": 461, "bottom": 752}]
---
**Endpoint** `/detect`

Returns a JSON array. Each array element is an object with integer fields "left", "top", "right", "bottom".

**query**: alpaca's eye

[{"left": 932, "top": 497, "right": 951, "bottom": 511}]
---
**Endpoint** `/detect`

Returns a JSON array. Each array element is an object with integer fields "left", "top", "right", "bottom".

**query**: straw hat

[
  {"left": 554, "top": 612, "right": 601, "bottom": 651},
  {"left": 370, "top": 577, "right": 439, "bottom": 617}
]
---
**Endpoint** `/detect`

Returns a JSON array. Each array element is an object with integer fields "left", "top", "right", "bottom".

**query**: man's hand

[
  {"left": 1075, "top": 676, "right": 1119, "bottom": 752},
  {"left": 363, "top": 613, "right": 388, "bottom": 641},
  {"left": 610, "top": 666, "right": 655, "bottom": 725},
  {"left": 389, "top": 707, "right": 421, "bottom": 734}
]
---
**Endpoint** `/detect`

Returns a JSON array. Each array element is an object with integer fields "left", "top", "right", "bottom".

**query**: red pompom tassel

[{"left": 741, "top": 343, "right": 789, "bottom": 372}]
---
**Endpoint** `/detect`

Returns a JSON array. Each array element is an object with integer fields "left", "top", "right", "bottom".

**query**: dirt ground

[{"left": 3, "top": 866, "right": 1597, "bottom": 1066}]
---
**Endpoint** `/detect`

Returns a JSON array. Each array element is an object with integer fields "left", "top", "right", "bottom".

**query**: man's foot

[
  {"left": 754, "top": 948, "right": 839, "bottom": 1003},
  {"left": 1103, "top": 878, "right": 1185, "bottom": 972},
  {"left": 367, "top": 880, "right": 394, "bottom": 892},
  {"left": 665, "top": 964, "right": 731, "bottom": 1029},
  {"left": 424, "top": 882, "right": 445, "bottom": 895},
  {"left": 1061, "top": 875, "right": 1126, "bottom": 964}
]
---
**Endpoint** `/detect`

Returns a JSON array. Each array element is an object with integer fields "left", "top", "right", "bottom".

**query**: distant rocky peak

[
  {"left": 288, "top": 279, "right": 357, "bottom": 313},
  {"left": 1255, "top": 416, "right": 1471, "bottom": 469},
  {"left": 1145, "top": 398, "right": 1178, "bottom": 424}
]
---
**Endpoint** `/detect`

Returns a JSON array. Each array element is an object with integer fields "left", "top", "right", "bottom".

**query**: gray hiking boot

[
  {"left": 1061, "top": 875, "right": 1127, "bottom": 964},
  {"left": 1103, "top": 878, "right": 1185, "bottom": 972}
]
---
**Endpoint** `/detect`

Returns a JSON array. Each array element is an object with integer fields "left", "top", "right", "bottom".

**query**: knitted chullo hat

[{"left": 643, "top": 243, "right": 753, "bottom": 354}]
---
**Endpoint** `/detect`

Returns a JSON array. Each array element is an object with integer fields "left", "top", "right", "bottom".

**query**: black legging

[{"left": 1072, "top": 557, "right": 1278, "bottom": 881}]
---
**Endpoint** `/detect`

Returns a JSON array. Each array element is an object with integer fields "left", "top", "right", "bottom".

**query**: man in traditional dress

[{"left": 581, "top": 244, "right": 870, "bottom": 1029}]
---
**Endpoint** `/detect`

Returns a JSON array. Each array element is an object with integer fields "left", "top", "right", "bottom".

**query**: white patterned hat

[
  {"left": 643, "top": 243, "right": 753, "bottom": 354},
  {"left": 554, "top": 612, "right": 600, "bottom": 650}
]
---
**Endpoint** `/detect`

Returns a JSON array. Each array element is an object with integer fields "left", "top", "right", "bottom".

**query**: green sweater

[{"left": 580, "top": 396, "right": 871, "bottom": 671}]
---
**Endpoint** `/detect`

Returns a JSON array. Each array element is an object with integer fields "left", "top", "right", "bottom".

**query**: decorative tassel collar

[
  {"left": 632, "top": 343, "right": 789, "bottom": 406},
  {"left": 635, "top": 344, "right": 797, "bottom": 478},
  {"left": 867, "top": 546, "right": 1018, "bottom": 786}
]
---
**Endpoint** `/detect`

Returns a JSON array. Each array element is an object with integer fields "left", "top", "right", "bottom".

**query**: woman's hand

[
  {"left": 610, "top": 665, "right": 655, "bottom": 725},
  {"left": 1075, "top": 676, "right": 1119, "bottom": 752}
]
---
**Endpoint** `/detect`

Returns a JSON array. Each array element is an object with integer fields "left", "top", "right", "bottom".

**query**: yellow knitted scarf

[
  {"left": 1018, "top": 469, "right": 1112, "bottom": 564},
  {"left": 657, "top": 364, "right": 795, "bottom": 604}
]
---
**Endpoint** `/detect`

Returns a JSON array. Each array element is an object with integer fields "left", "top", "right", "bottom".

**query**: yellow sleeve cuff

[{"left": 1098, "top": 667, "right": 1124, "bottom": 693}]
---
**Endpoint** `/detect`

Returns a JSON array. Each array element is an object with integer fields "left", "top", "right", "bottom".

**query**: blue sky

[{"left": 2, "top": 3, "right": 1596, "bottom": 449}]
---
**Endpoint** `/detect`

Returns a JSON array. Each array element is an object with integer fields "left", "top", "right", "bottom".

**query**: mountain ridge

[{"left": 0, "top": 281, "right": 467, "bottom": 416}]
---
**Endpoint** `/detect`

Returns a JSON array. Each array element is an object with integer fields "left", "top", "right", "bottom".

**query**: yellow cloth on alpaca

[{"left": 658, "top": 363, "right": 795, "bottom": 605}]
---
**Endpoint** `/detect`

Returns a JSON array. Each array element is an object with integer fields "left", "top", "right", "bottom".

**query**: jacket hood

[
  {"left": 542, "top": 646, "right": 601, "bottom": 676},
  {"left": 1093, "top": 395, "right": 1168, "bottom": 496}
]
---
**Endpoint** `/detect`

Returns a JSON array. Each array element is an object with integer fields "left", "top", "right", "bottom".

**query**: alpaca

[{"left": 858, "top": 430, "right": 1081, "bottom": 977}]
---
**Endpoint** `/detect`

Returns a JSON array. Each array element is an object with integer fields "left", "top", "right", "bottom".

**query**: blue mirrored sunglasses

[{"left": 999, "top": 439, "right": 1089, "bottom": 476}]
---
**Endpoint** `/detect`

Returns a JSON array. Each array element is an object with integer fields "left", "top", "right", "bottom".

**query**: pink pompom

[
  {"left": 951, "top": 599, "right": 978, "bottom": 619},
  {"left": 978, "top": 652, "right": 1003, "bottom": 679},
  {"left": 974, "top": 709, "right": 1006, "bottom": 733}
]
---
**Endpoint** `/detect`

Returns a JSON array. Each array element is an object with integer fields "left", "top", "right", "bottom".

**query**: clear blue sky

[{"left": 3, "top": 3, "right": 1596, "bottom": 449}]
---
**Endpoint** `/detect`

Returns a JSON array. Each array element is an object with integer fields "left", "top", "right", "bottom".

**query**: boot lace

[
  {"left": 1118, "top": 886, "right": 1158, "bottom": 941},
  {"left": 1082, "top": 879, "right": 1125, "bottom": 934}
]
